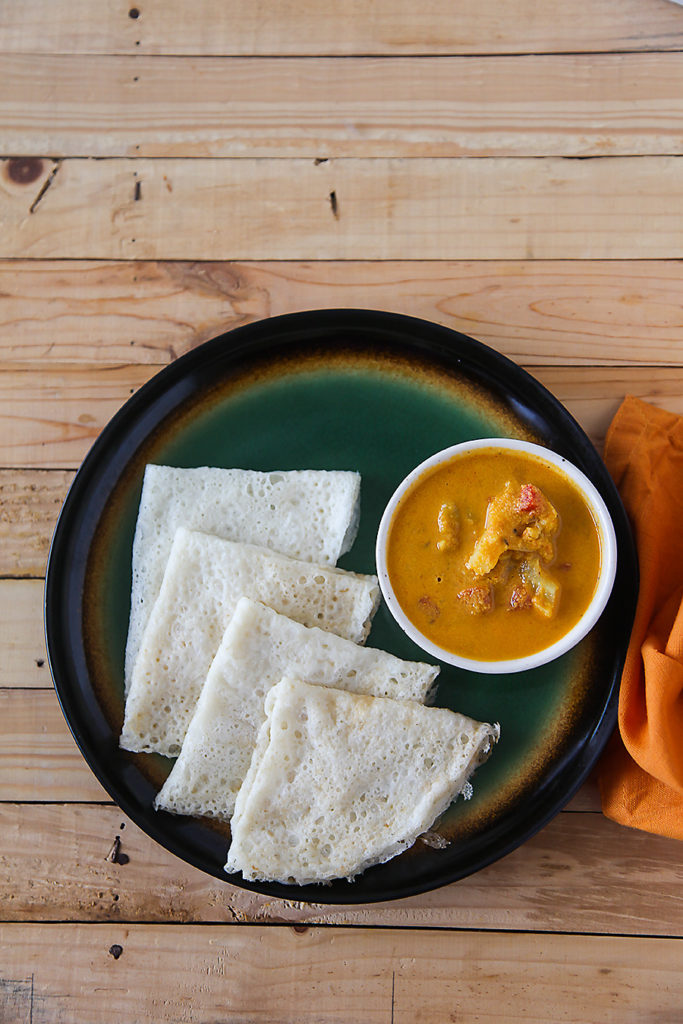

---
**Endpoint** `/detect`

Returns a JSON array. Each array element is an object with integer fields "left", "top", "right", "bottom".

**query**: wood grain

[
  {"left": 5, "top": 156, "right": 683, "bottom": 260},
  {"left": 0, "top": 687, "right": 603, "bottom": 808},
  {"left": 2, "top": 260, "right": 683, "bottom": 368},
  {"left": 5, "top": 53, "right": 683, "bottom": 158},
  {"left": 0, "top": 578, "right": 606, "bottom": 818},
  {"left": 1, "top": 365, "right": 681, "bottom": 468},
  {"left": 0, "top": 470, "right": 72, "bottom": 577},
  {"left": 534, "top": 366, "right": 683, "bottom": 448},
  {"left": 0, "top": 923, "right": 680, "bottom": 1023},
  {"left": 0, "top": 365, "right": 152, "bottom": 468},
  {"left": 3, "top": 0, "right": 683, "bottom": 56},
  {"left": 1, "top": 803, "right": 679, "bottom": 935},
  {"left": 0, "top": 581, "right": 48, "bottom": 686},
  {"left": 2, "top": 0, "right": 680, "bottom": 1014},
  {"left": 0, "top": 689, "right": 109, "bottom": 802}
]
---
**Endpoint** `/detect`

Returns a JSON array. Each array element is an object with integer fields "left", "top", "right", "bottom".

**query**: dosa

[
  {"left": 120, "top": 529, "right": 379, "bottom": 756},
  {"left": 226, "top": 677, "right": 499, "bottom": 885},
  {"left": 155, "top": 597, "right": 439, "bottom": 820},
  {"left": 124, "top": 465, "right": 361, "bottom": 690}
]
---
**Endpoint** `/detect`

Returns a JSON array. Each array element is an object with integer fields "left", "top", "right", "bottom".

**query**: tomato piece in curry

[{"left": 385, "top": 448, "right": 602, "bottom": 662}]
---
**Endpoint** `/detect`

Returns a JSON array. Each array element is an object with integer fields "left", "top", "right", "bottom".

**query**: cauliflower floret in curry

[
  {"left": 440, "top": 481, "right": 563, "bottom": 618},
  {"left": 466, "top": 482, "right": 559, "bottom": 577}
]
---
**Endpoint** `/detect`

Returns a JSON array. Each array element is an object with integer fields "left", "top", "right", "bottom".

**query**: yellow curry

[{"left": 385, "top": 448, "right": 602, "bottom": 662}]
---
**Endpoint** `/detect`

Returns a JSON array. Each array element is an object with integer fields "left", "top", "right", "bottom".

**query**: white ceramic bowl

[{"left": 375, "top": 438, "right": 618, "bottom": 673}]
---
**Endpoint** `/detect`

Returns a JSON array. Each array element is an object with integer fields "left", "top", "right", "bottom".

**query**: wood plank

[
  {"left": 0, "top": 470, "right": 72, "bottom": 577},
  {"left": 534, "top": 366, "right": 683, "bottom": 449},
  {"left": 565, "top": 776, "right": 602, "bottom": 812},
  {"left": 0, "top": 581, "right": 48, "bottom": 686},
  {"left": 1, "top": 803, "right": 679, "bottom": 935},
  {"left": 6, "top": 53, "right": 683, "bottom": 159},
  {"left": 0, "top": 666, "right": 602, "bottom": 805},
  {"left": 0, "top": 923, "right": 679, "bottom": 1023},
  {"left": 0, "top": 689, "right": 109, "bottom": 802},
  {"left": 4, "top": 156, "right": 683, "bottom": 260},
  {"left": 0, "top": 582, "right": 639, "bottom": 813},
  {"left": 0, "top": 561, "right": 606, "bottom": 811},
  {"left": 0, "top": 688, "right": 608, "bottom": 807},
  {"left": 0, "top": 364, "right": 152, "bottom": 469},
  {"left": 2, "top": 0, "right": 683, "bottom": 56},
  {"left": 1, "top": 364, "right": 681, "bottom": 468},
  {"left": 2, "top": 260, "right": 683, "bottom": 369}
]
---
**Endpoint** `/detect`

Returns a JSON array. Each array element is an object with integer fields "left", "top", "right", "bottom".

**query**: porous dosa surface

[
  {"left": 225, "top": 677, "right": 500, "bottom": 885},
  {"left": 120, "top": 530, "right": 379, "bottom": 756},
  {"left": 155, "top": 598, "right": 439, "bottom": 819},
  {"left": 124, "top": 466, "right": 361, "bottom": 689}
]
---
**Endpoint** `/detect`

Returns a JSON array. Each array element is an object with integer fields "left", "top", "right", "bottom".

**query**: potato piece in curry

[{"left": 385, "top": 448, "right": 602, "bottom": 662}]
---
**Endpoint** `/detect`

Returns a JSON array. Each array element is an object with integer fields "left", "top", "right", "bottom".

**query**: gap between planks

[{"left": 8, "top": 799, "right": 681, "bottom": 938}]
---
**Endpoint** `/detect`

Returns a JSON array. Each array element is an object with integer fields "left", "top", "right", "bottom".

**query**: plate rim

[{"left": 44, "top": 309, "right": 639, "bottom": 903}]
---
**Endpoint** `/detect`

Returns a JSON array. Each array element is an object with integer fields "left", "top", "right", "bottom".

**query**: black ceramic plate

[{"left": 45, "top": 310, "right": 638, "bottom": 903}]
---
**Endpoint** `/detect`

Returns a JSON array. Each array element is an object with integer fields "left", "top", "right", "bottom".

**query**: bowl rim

[{"left": 375, "top": 437, "right": 618, "bottom": 674}]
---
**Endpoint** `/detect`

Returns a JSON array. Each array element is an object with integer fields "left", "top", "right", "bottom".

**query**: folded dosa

[
  {"left": 120, "top": 529, "right": 380, "bottom": 756},
  {"left": 155, "top": 597, "right": 439, "bottom": 820},
  {"left": 225, "top": 677, "right": 500, "bottom": 885},
  {"left": 124, "top": 465, "right": 361, "bottom": 690}
]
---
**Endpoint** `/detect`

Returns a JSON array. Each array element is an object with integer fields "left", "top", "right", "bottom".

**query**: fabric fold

[{"left": 597, "top": 395, "right": 683, "bottom": 840}]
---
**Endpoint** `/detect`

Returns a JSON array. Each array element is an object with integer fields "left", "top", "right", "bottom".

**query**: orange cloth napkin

[{"left": 597, "top": 395, "right": 683, "bottom": 839}]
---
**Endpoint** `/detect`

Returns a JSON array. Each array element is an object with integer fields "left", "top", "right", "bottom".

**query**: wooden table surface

[{"left": 2, "top": 3, "right": 683, "bottom": 1021}]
